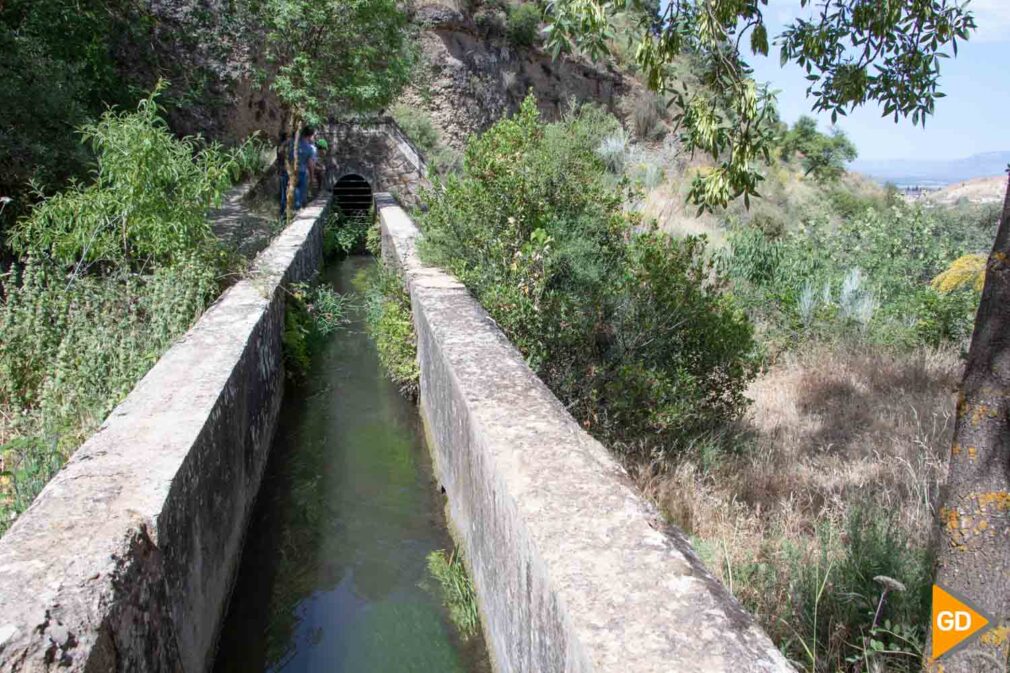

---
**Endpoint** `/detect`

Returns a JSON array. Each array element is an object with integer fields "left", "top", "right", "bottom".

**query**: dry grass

[
  {"left": 636, "top": 343, "right": 961, "bottom": 670},
  {"left": 635, "top": 152, "right": 730, "bottom": 247}
]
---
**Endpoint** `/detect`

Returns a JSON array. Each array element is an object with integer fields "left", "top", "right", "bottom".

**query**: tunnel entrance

[{"left": 333, "top": 174, "right": 373, "bottom": 217}]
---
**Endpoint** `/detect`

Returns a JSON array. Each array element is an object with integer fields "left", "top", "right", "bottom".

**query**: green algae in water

[{"left": 213, "top": 257, "right": 490, "bottom": 673}]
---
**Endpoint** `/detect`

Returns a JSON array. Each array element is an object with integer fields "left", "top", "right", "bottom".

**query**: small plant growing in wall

[
  {"left": 358, "top": 266, "right": 420, "bottom": 398},
  {"left": 426, "top": 548, "right": 480, "bottom": 639},
  {"left": 282, "top": 282, "right": 352, "bottom": 376}
]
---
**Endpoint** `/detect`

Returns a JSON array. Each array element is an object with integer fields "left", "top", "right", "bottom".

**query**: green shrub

[
  {"left": 603, "top": 232, "right": 756, "bottom": 443},
  {"left": 507, "top": 3, "right": 541, "bottom": 47},
  {"left": 391, "top": 103, "right": 440, "bottom": 154},
  {"left": 8, "top": 87, "right": 235, "bottom": 268},
  {"left": 323, "top": 211, "right": 373, "bottom": 257},
  {"left": 282, "top": 282, "right": 352, "bottom": 375},
  {"left": 360, "top": 266, "right": 419, "bottom": 397},
  {"left": 724, "top": 202, "right": 988, "bottom": 350},
  {"left": 911, "top": 287, "right": 977, "bottom": 348},
  {"left": 390, "top": 102, "right": 462, "bottom": 175},
  {"left": 420, "top": 95, "right": 756, "bottom": 457}
]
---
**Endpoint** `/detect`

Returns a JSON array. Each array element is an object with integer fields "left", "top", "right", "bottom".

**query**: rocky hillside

[
  {"left": 135, "top": 0, "right": 641, "bottom": 151},
  {"left": 925, "top": 175, "right": 1007, "bottom": 206},
  {"left": 399, "top": 2, "right": 635, "bottom": 149},
  {"left": 125, "top": 0, "right": 282, "bottom": 143}
]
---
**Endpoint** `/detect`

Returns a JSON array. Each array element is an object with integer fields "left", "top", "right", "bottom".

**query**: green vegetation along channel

[{"left": 212, "top": 256, "right": 490, "bottom": 673}]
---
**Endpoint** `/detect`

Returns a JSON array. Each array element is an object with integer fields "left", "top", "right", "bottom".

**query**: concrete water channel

[
  {"left": 0, "top": 180, "right": 794, "bottom": 673},
  {"left": 212, "top": 257, "right": 491, "bottom": 673}
]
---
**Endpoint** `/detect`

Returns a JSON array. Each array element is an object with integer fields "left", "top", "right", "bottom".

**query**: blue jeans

[
  {"left": 294, "top": 169, "right": 309, "bottom": 209},
  {"left": 279, "top": 172, "right": 289, "bottom": 217}
]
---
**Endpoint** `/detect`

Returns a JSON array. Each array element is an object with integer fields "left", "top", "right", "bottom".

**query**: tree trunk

[
  {"left": 285, "top": 115, "right": 301, "bottom": 221},
  {"left": 926, "top": 172, "right": 1010, "bottom": 672}
]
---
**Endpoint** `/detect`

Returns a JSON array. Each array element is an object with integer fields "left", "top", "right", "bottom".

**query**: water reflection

[{"left": 213, "top": 257, "right": 489, "bottom": 673}]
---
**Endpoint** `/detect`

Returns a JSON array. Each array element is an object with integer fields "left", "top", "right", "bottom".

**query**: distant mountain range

[{"left": 850, "top": 151, "right": 1010, "bottom": 188}]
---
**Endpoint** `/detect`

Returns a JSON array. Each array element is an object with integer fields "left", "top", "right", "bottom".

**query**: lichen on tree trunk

[{"left": 927, "top": 173, "right": 1010, "bottom": 672}]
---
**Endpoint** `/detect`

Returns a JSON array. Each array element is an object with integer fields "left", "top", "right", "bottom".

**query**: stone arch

[
  {"left": 317, "top": 118, "right": 429, "bottom": 207},
  {"left": 332, "top": 173, "right": 373, "bottom": 217},
  {"left": 326, "top": 159, "right": 376, "bottom": 190}
]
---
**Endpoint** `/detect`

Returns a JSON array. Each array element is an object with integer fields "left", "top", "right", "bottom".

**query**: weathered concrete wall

[
  {"left": 377, "top": 193, "right": 795, "bottom": 673},
  {"left": 0, "top": 201, "right": 328, "bottom": 672}
]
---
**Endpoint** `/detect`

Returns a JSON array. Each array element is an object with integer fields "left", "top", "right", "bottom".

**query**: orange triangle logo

[{"left": 932, "top": 584, "right": 993, "bottom": 660}]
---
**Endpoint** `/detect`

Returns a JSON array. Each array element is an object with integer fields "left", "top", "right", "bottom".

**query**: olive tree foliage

[
  {"left": 781, "top": 115, "right": 857, "bottom": 182},
  {"left": 254, "top": 0, "right": 414, "bottom": 217},
  {"left": 544, "top": 0, "right": 975, "bottom": 211}
]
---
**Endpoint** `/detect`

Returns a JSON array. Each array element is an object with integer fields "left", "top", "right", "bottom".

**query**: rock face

[
  {"left": 122, "top": 1, "right": 635, "bottom": 151},
  {"left": 402, "top": 3, "right": 633, "bottom": 149},
  {"left": 119, "top": 0, "right": 282, "bottom": 143}
]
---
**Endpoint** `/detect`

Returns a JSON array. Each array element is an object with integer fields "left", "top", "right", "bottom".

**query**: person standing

[{"left": 293, "top": 126, "right": 318, "bottom": 210}]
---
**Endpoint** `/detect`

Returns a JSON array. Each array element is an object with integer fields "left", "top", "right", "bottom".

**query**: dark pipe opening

[{"left": 333, "top": 174, "right": 373, "bottom": 217}]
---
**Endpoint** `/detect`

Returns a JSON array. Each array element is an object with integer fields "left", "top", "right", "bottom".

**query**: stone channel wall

[
  {"left": 0, "top": 200, "right": 328, "bottom": 672},
  {"left": 377, "top": 193, "right": 795, "bottom": 673}
]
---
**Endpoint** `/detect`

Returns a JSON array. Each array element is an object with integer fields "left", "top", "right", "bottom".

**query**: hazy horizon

[{"left": 748, "top": 0, "right": 1010, "bottom": 163}]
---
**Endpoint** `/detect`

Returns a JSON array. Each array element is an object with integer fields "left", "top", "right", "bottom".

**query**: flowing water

[{"left": 213, "top": 256, "right": 490, "bottom": 673}]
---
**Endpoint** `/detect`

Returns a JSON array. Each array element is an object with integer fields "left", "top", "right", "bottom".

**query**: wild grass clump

[
  {"left": 643, "top": 345, "right": 958, "bottom": 672},
  {"left": 420, "top": 95, "right": 756, "bottom": 457},
  {"left": 359, "top": 265, "right": 419, "bottom": 398},
  {"left": 323, "top": 210, "right": 374, "bottom": 258},
  {"left": 282, "top": 282, "right": 352, "bottom": 375},
  {"left": 426, "top": 548, "right": 480, "bottom": 639},
  {"left": 596, "top": 128, "right": 629, "bottom": 174}
]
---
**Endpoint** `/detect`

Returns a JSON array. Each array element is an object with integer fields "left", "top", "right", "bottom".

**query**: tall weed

[
  {"left": 358, "top": 265, "right": 419, "bottom": 398},
  {"left": 0, "top": 257, "right": 217, "bottom": 534}
]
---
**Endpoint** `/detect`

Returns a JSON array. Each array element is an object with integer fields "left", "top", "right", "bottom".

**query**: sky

[{"left": 746, "top": 0, "right": 1010, "bottom": 161}]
